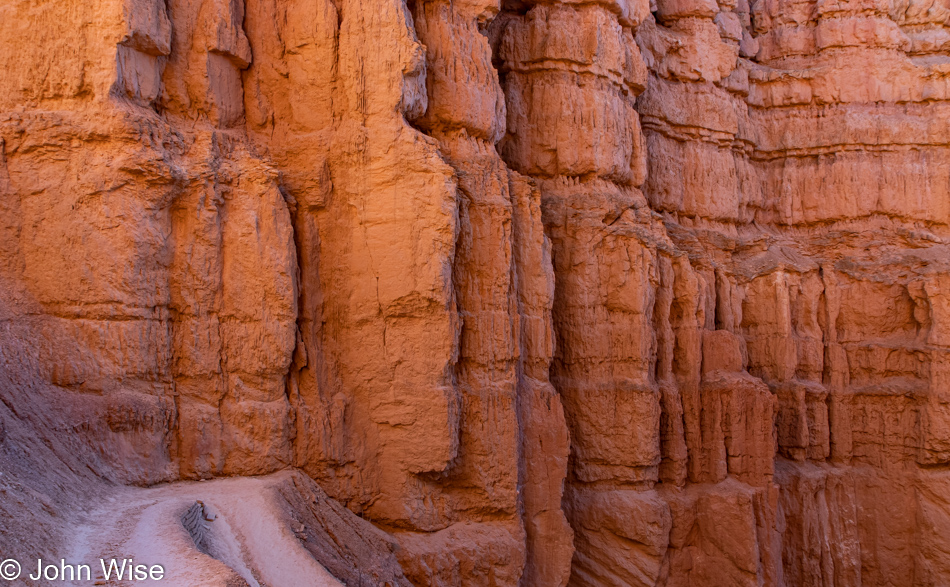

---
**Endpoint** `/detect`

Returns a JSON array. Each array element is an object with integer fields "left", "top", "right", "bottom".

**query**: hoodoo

[{"left": 0, "top": 0, "right": 948, "bottom": 584}]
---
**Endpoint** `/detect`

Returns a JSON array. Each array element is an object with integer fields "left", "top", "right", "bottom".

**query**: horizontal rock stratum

[{"left": 0, "top": 0, "right": 948, "bottom": 584}]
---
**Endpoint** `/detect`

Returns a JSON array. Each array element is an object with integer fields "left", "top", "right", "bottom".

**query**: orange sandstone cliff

[{"left": 0, "top": 0, "right": 948, "bottom": 584}]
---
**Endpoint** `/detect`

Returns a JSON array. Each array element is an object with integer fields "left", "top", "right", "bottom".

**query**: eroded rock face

[{"left": 0, "top": 0, "right": 948, "bottom": 584}]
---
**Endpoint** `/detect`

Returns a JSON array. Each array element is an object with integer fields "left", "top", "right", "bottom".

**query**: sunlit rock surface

[{"left": 0, "top": 0, "right": 948, "bottom": 584}]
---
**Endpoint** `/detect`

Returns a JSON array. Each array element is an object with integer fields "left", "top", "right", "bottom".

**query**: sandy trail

[{"left": 61, "top": 474, "right": 343, "bottom": 587}]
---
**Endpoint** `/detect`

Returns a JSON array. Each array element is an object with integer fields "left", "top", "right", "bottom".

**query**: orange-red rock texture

[{"left": 0, "top": 0, "right": 948, "bottom": 584}]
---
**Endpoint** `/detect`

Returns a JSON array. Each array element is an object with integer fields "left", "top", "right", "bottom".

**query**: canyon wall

[{"left": 0, "top": 0, "right": 948, "bottom": 584}]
